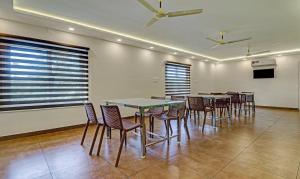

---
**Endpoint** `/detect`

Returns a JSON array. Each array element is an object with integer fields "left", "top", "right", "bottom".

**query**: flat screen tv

[{"left": 253, "top": 69, "right": 274, "bottom": 79}]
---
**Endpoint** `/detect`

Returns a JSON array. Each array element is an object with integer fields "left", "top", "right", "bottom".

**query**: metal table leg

[
  {"left": 139, "top": 107, "right": 146, "bottom": 158},
  {"left": 213, "top": 98, "right": 217, "bottom": 127}
]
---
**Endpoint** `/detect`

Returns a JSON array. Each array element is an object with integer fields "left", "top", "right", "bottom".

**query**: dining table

[{"left": 103, "top": 98, "right": 185, "bottom": 158}]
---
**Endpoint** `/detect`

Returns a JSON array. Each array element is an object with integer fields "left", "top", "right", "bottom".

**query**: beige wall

[
  {"left": 1, "top": 17, "right": 299, "bottom": 137},
  {"left": 0, "top": 19, "right": 215, "bottom": 137},
  {"left": 214, "top": 55, "right": 300, "bottom": 108}
]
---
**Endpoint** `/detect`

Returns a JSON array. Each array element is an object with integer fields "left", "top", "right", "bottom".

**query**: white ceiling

[{"left": 1, "top": 0, "right": 300, "bottom": 60}]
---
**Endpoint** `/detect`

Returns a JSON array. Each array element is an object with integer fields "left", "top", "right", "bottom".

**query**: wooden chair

[
  {"left": 158, "top": 102, "right": 189, "bottom": 144},
  {"left": 134, "top": 96, "right": 165, "bottom": 138},
  {"left": 82, "top": 103, "right": 104, "bottom": 155},
  {"left": 187, "top": 96, "right": 214, "bottom": 133},
  {"left": 97, "top": 105, "right": 141, "bottom": 167},
  {"left": 242, "top": 92, "right": 255, "bottom": 113},
  {"left": 226, "top": 92, "right": 241, "bottom": 116}
]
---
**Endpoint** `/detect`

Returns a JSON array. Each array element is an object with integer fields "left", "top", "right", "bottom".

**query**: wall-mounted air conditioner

[{"left": 251, "top": 59, "right": 276, "bottom": 68}]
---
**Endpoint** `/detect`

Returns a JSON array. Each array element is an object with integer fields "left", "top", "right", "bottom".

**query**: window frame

[
  {"left": 165, "top": 61, "right": 191, "bottom": 96},
  {"left": 0, "top": 33, "right": 89, "bottom": 112}
]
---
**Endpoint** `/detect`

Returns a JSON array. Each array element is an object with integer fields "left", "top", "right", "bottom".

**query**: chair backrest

[
  {"left": 100, "top": 105, "right": 123, "bottom": 129},
  {"left": 84, "top": 103, "right": 98, "bottom": 123},
  {"left": 187, "top": 96, "right": 205, "bottom": 111},
  {"left": 149, "top": 96, "right": 165, "bottom": 114},
  {"left": 226, "top": 92, "right": 240, "bottom": 103},
  {"left": 240, "top": 94, "right": 247, "bottom": 103},
  {"left": 246, "top": 94, "right": 254, "bottom": 102},
  {"left": 168, "top": 102, "right": 186, "bottom": 120}
]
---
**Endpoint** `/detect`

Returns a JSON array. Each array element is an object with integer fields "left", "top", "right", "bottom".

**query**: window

[
  {"left": 165, "top": 61, "right": 191, "bottom": 96},
  {"left": 0, "top": 34, "right": 89, "bottom": 111}
]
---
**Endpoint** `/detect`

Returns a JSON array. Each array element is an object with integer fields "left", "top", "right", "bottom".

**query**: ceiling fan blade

[
  {"left": 225, "top": 37, "right": 252, "bottom": 44},
  {"left": 251, "top": 50, "right": 271, "bottom": 55},
  {"left": 167, "top": 9, "right": 203, "bottom": 17},
  {"left": 210, "top": 44, "right": 220, "bottom": 49},
  {"left": 146, "top": 16, "right": 160, "bottom": 27},
  {"left": 137, "top": 0, "right": 160, "bottom": 13},
  {"left": 206, "top": 37, "right": 221, "bottom": 44}
]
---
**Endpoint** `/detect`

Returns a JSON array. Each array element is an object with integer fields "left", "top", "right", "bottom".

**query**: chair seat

[
  {"left": 135, "top": 111, "right": 162, "bottom": 118},
  {"left": 204, "top": 106, "right": 214, "bottom": 112},
  {"left": 158, "top": 113, "right": 177, "bottom": 121},
  {"left": 97, "top": 117, "right": 104, "bottom": 124},
  {"left": 122, "top": 119, "right": 141, "bottom": 131}
]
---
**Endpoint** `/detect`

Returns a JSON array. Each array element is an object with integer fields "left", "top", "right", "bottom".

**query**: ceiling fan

[
  {"left": 246, "top": 47, "right": 270, "bottom": 56},
  {"left": 137, "top": 0, "right": 203, "bottom": 27},
  {"left": 206, "top": 32, "right": 252, "bottom": 49}
]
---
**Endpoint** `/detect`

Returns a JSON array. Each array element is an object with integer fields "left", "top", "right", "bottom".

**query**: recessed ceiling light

[
  {"left": 68, "top": 27, "right": 75, "bottom": 31},
  {"left": 149, "top": 46, "right": 154, "bottom": 49},
  {"left": 173, "top": 52, "right": 177, "bottom": 55},
  {"left": 117, "top": 39, "right": 122, "bottom": 42}
]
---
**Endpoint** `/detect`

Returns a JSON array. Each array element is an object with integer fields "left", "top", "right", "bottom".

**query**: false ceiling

[{"left": 2, "top": 0, "right": 300, "bottom": 60}]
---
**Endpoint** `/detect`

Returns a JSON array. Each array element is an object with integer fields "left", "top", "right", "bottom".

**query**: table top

[{"left": 104, "top": 98, "right": 184, "bottom": 109}]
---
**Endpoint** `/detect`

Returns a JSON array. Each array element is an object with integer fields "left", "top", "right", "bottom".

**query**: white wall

[
  {"left": 214, "top": 56, "right": 300, "bottom": 108},
  {"left": 0, "top": 19, "right": 215, "bottom": 137}
]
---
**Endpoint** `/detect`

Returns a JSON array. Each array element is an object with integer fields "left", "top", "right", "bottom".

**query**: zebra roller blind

[
  {"left": 165, "top": 61, "right": 191, "bottom": 96},
  {"left": 0, "top": 34, "right": 89, "bottom": 111}
]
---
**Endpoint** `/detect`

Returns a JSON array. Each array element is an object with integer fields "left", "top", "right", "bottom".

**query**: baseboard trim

[
  {"left": 0, "top": 116, "right": 134, "bottom": 141},
  {"left": 0, "top": 123, "right": 86, "bottom": 141},
  {"left": 256, "top": 105, "right": 298, "bottom": 111}
]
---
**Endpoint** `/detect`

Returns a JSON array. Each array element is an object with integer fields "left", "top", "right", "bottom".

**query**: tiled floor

[{"left": 1, "top": 108, "right": 300, "bottom": 179}]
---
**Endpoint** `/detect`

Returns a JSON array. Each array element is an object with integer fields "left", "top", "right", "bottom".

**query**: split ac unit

[{"left": 251, "top": 59, "right": 276, "bottom": 68}]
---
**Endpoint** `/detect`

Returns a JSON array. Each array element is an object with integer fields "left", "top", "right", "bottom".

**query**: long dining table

[{"left": 103, "top": 98, "right": 185, "bottom": 158}]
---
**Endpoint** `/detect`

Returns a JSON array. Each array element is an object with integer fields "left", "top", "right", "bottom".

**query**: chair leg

[
  {"left": 120, "top": 130, "right": 127, "bottom": 146},
  {"left": 194, "top": 111, "right": 197, "bottom": 124},
  {"left": 107, "top": 127, "right": 111, "bottom": 139},
  {"left": 202, "top": 111, "right": 207, "bottom": 133},
  {"left": 80, "top": 120, "right": 90, "bottom": 145},
  {"left": 115, "top": 130, "right": 126, "bottom": 167},
  {"left": 120, "top": 130, "right": 122, "bottom": 141},
  {"left": 184, "top": 118, "right": 190, "bottom": 139},
  {"left": 97, "top": 125, "right": 106, "bottom": 156},
  {"left": 177, "top": 118, "right": 181, "bottom": 142},
  {"left": 166, "top": 120, "right": 170, "bottom": 145},
  {"left": 134, "top": 114, "right": 138, "bottom": 132},
  {"left": 89, "top": 124, "right": 100, "bottom": 155},
  {"left": 149, "top": 116, "right": 153, "bottom": 138},
  {"left": 164, "top": 120, "right": 168, "bottom": 133},
  {"left": 169, "top": 122, "right": 173, "bottom": 135}
]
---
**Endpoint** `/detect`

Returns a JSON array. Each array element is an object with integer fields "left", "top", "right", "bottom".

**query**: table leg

[
  {"left": 105, "top": 102, "right": 111, "bottom": 139},
  {"left": 139, "top": 108, "right": 146, "bottom": 158},
  {"left": 213, "top": 98, "right": 217, "bottom": 127},
  {"left": 177, "top": 114, "right": 181, "bottom": 143},
  {"left": 227, "top": 97, "right": 232, "bottom": 126}
]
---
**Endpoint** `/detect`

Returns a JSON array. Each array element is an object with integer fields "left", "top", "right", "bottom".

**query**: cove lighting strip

[
  {"left": 222, "top": 48, "right": 300, "bottom": 61},
  {"left": 13, "top": 5, "right": 219, "bottom": 61},
  {"left": 12, "top": 3, "right": 300, "bottom": 62}
]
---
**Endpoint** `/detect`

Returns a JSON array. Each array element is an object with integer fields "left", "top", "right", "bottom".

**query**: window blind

[
  {"left": 165, "top": 61, "right": 191, "bottom": 96},
  {"left": 0, "top": 34, "right": 89, "bottom": 111}
]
